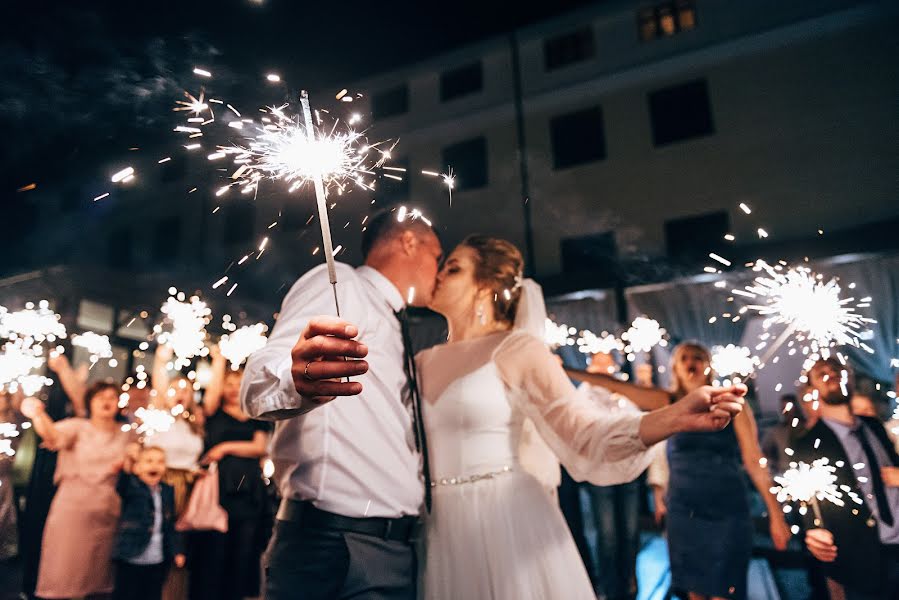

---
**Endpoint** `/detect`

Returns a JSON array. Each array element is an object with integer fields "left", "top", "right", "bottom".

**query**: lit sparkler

[
  {"left": 0, "top": 301, "right": 67, "bottom": 342},
  {"left": 219, "top": 323, "right": 268, "bottom": 369},
  {"left": 736, "top": 261, "right": 875, "bottom": 361},
  {"left": 771, "top": 457, "right": 844, "bottom": 525},
  {"left": 622, "top": 317, "right": 668, "bottom": 354},
  {"left": 0, "top": 422, "right": 20, "bottom": 458},
  {"left": 711, "top": 344, "right": 758, "bottom": 378},
  {"left": 422, "top": 167, "right": 455, "bottom": 205},
  {"left": 72, "top": 331, "right": 114, "bottom": 364},
  {"left": 545, "top": 320, "right": 576, "bottom": 349},
  {"left": 155, "top": 289, "right": 211, "bottom": 369},
  {"left": 133, "top": 406, "right": 175, "bottom": 436},
  {"left": 576, "top": 330, "right": 624, "bottom": 355}
]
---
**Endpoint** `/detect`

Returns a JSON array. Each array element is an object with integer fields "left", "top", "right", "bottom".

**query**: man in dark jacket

[
  {"left": 794, "top": 358, "right": 899, "bottom": 600},
  {"left": 113, "top": 445, "right": 184, "bottom": 600}
]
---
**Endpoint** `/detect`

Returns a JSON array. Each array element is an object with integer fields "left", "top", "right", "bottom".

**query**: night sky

[{"left": 2, "top": 0, "right": 599, "bottom": 195}]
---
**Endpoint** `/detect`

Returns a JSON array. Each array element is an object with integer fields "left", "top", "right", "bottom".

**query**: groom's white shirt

[{"left": 241, "top": 262, "right": 423, "bottom": 518}]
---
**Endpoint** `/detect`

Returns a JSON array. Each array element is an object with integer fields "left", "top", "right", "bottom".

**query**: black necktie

[
  {"left": 396, "top": 309, "right": 432, "bottom": 512},
  {"left": 852, "top": 424, "right": 893, "bottom": 526}
]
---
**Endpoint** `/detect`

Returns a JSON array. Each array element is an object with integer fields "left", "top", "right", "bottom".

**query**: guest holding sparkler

[
  {"left": 570, "top": 342, "right": 791, "bottom": 600},
  {"left": 795, "top": 357, "right": 899, "bottom": 599},
  {"left": 190, "top": 361, "right": 270, "bottom": 600},
  {"left": 21, "top": 382, "right": 137, "bottom": 600},
  {"left": 0, "top": 389, "right": 26, "bottom": 564},
  {"left": 45, "top": 353, "right": 88, "bottom": 416}
]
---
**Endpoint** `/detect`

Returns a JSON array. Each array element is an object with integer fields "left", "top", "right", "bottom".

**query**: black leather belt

[{"left": 276, "top": 499, "right": 420, "bottom": 543}]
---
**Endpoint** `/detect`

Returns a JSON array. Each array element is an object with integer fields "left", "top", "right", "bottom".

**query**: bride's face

[{"left": 428, "top": 245, "right": 483, "bottom": 318}]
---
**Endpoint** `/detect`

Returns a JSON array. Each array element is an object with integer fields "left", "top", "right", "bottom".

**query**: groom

[{"left": 242, "top": 208, "right": 746, "bottom": 600}]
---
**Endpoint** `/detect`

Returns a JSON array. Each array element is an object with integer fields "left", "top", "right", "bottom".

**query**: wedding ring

[{"left": 303, "top": 360, "right": 315, "bottom": 381}]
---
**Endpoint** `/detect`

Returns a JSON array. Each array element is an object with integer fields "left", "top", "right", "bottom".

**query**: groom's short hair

[{"left": 361, "top": 207, "right": 437, "bottom": 259}]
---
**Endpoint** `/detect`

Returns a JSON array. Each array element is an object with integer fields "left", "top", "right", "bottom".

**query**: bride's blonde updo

[{"left": 460, "top": 235, "right": 525, "bottom": 326}]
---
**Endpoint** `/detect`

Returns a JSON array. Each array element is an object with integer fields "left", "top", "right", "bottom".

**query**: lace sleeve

[{"left": 495, "top": 332, "right": 653, "bottom": 485}]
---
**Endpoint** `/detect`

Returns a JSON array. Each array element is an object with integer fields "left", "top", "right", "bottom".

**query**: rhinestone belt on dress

[{"left": 430, "top": 465, "right": 513, "bottom": 487}]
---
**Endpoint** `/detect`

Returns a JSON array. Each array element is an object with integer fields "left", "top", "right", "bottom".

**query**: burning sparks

[
  {"left": 711, "top": 344, "right": 758, "bottom": 378},
  {"left": 72, "top": 331, "right": 113, "bottom": 364},
  {"left": 576, "top": 330, "right": 624, "bottom": 355},
  {"left": 155, "top": 290, "right": 211, "bottom": 369},
  {"left": 622, "top": 317, "right": 668, "bottom": 355},
  {"left": 545, "top": 320, "right": 576, "bottom": 349},
  {"left": 0, "top": 301, "right": 64, "bottom": 395},
  {"left": 737, "top": 261, "right": 876, "bottom": 356},
  {"left": 134, "top": 406, "right": 175, "bottom": 436},
  {"left": 213, "top": 100, "right": 393, "bottom": 198},
  {"left": 218, "top": 323, "right": 268, "bottom": 369},
  {"left": 771, "top": 458, "right": 848, "bottom": 523}
]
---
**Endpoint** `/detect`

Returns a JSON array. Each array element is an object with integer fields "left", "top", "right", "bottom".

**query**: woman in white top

[
  {"left": 416, "top": 235, "right": 746, "bottom": 600},
  {"left": 149, "top": 344, "right": 207, "bottom": 600}
]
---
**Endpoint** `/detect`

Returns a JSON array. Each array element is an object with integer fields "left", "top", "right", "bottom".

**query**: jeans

[{"left": 587, "top": 480, "right": 640, "bottom": 600}]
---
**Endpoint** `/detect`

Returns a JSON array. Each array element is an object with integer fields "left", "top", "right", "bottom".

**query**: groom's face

[{"left": 409, "top": 230, "right": 443, "bottom": 306}]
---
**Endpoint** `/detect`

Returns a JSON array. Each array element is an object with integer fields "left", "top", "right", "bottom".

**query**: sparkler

[
  {"left": 219, "top": 323, "right": 268, "bottom": 369},
  {"left": 72, "top": 331, "right": 114, "bottom": 364},
  {"left": 735, "top": 261, "right": 875, "bottom": 363},
  {"left": 0, "top": 422, "right": 20, "bottom": 458},
  {"left": 771, "top": 458, "right": 844, "bottom": 525},
  {"left": 422, "top": 167, "right": 455, "bottom": 205},
  {"left": 711, "top": 344, "right": 758, "bottom": 378},
  {"left": 545, "top": 320, "right": 576, "bottom": 349},
  {"left": 576, "top": 330, "right": 624, "bottom": 355},
  {"left": 622, "top": 317, "right": 668, "bottom": 355},
  {"left": 155, "top": 290, "right": 211, "bottom": 370},
  {"left": 133, "top": 406, "right": 175, "bottom": 437}
]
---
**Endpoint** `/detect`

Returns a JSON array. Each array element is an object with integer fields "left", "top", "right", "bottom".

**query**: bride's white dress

[{"left": 417, "top": 330, "right": 654, "bottom": 599}]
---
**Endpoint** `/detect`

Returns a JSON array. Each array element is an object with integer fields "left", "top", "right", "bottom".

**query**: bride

[{"left": 417, "top": 235, "right": 745, "bottom": 599}]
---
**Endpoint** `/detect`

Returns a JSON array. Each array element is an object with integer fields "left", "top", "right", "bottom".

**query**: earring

[{"left": 476, "top": 304, "right": 486, "bottom": 325}]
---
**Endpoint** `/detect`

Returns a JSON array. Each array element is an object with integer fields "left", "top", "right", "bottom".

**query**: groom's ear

[{"left": 398, "top": 230, "right": 418, "bottom": 256}]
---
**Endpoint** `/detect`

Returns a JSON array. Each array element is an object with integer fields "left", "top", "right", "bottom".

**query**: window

[
  {"left": 371, "top": 85, "right": 409, "bottom": 120},
  {"left": 373, "top": 157, "right": 410, "bottom": 204},
  {"left": 550, "top": 106, "right": 606, "bottom": 169},
  {"left": 648, "top": 79, "right": 714, "bottom": 147},
  {"left": 77, "top": 299, "right": 115, "bottom": 333},
  {"left": 442, "top": 137, "right": 488, "bottom": 192},
  {"left": 638, "top": 1, "right": 696, "bottom": 42},
  {"left": 224, "top": 203, "right": 255, "bottom": 245},
  {"left": 544, "top": 27, "right": 595, "bottom": 71},
  {"left": 107, "top": 228, "right": 132, "bottom": 270},
  {"left": 154, "top": 216, "right": 181, "bottom": 261},
  {"left": 665, "top": 210, "right": 729, "bottom": 262},
  {"left": 440, "top": 62, "right": 483, "bottom": 102}
]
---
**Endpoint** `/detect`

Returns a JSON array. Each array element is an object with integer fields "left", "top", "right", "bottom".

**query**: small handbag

[{"left": 176, "top": 462, "right": 228, "bottom": 533}]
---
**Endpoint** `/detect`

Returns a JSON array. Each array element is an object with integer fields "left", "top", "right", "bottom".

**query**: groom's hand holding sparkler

[
  {"left": 638, "top": 385, "right": 746, "bottom": 446},
  {"left": 291, "top": 316, "right": 369, "bottom": 404}
]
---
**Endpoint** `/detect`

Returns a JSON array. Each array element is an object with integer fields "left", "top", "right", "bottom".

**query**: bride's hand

[
  {"left": 674, "top": 385, "right": 746, "bottom": 432},
  {"left": 291, "top": 316, "right": 369, "bottom": 404},
  {"left": 638, "top": 385, "right": 745, "bottom": 446}
]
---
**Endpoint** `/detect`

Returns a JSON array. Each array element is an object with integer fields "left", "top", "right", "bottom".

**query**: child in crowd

[{"left": 113, "top": 446, "right": 185, "bottom": 600}]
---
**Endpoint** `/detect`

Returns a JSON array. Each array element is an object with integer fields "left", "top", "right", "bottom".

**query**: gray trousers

[{"left": 264, "top": 519, "right": 416, "bottom": 600}]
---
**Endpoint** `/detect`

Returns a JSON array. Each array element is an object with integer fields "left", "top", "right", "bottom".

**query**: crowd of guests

[
  {"left": 564, "top": 345, "right": 899, "bottom": 600},
  {"left": 1, "top": 332, "right": 898, "bottom": 600},
  {"left": 1, "top": 344, "right": 273, "bottom": 600}
]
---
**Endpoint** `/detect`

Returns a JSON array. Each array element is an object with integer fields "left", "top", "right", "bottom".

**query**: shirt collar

[
  {"left": 822, "top": 416, "right": 860, "bottom": 438},
  {"left": 357, "top": 266, "right": 404, "bottom": 313}
]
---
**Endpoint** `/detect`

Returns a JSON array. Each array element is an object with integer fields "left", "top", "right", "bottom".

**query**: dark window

[
  {"left": 224, "top": 203, "right": 255, "bottom": 245},
  {"left": 374, "top": 157, "right": 410, "bottom": 204},
  {"left": 638, "top": 1, "right": 696, "bottom": 42},
  {"left": 544, "top": 28, "right": 595, "bottom": 71},
  {"left": 440, "top": 62, "right": 483, "bottom": 102},
  {"left": 154, "top": 216, "right": 181, "bottom": 261},
  {"left": 550, "top": 106, "right": 606, "bottom": 169},
  {"left": 665, "top": 210, "right": 729, "bottom": 262},
  {"left": 442, "top": 137, "right": 488, "bottom": 192},
  {"left": 371, "top": 85, "right": 409, "bottom": 120},
  {"left": 648, "top": 79, "right": 714, "bottom": 147},
  {"left": 108, "top": 228, "right": 132, "bottom": 269}
]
